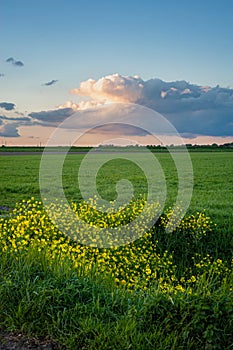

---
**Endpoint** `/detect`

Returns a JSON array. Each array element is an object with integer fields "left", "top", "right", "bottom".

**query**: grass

[
  {"left": 0, "top": 238, "right": 232, "bottom": 349},
  {"left": 0, "top": 150, "right": 232, "bottom": 349},
  {"left": 0, "top": 152, "right": 232, "bottom": 227}
]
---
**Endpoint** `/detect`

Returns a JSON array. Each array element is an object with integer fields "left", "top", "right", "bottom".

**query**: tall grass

[
  {"left": 0, "top": 247, "right": 232, "bottom": 350},
  {"left": 0, "top": 197, "right": 232, "bottom": 349}
]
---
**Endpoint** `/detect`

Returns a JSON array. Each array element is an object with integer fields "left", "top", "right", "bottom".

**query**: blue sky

[{"left": 1, "top": 0, "right": 233, "bottom": 144}]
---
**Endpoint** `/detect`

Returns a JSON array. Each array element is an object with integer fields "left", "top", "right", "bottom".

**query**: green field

[
  {"left": 1, "top": 151, "right": 232, "bottom": 227},
  {"left": 0, "top": 151, "right": 232, "bottom": 349}
]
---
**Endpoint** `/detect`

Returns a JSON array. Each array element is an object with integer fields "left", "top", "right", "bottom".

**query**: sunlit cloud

[
  {"left": 71, "top": 74, "right": 144, "bottom": 103},
  {"left": 68, "top": 74, "right": 233, "bottom": 137},
  {"left": 58, "top": 99, "right": 105, "bottom": 111},
  {"left": 1, "top": 74, "right": 233, "bottom": 141}
]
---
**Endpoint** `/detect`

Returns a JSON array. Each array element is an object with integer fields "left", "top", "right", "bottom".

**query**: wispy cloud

[
  {"left": 0, "top": 102, "right": 15, "bottom": 111},
  {"left": 0, "top": 74, "right": 4, "bottom": 78},
  {"left": 0, "top": 115, "right": 30, "bottom": 122},
  {"left": 6, "top": 57, "right": 24, "bottom": 67},
  {"left": 43, "top": 79, "right": 58, "bottom": 86}
]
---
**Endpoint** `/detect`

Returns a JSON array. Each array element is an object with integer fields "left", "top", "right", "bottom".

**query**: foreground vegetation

[
  {"left": 0, "top": 248, "right": 232, "bottom": 349},
  {"left": 0, "top": 197, "right": 232, "bottom": 349},
  {"left": 0, "top": 150, "right": 232, "bottom": 348}
]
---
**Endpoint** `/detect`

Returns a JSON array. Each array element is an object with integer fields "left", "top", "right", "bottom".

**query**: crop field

[
  {"left": 1, "top": 151, "right": 233, "bottom": 226},
  {"left": 0, "top": 151, "right": 232, "bottom": 349}
]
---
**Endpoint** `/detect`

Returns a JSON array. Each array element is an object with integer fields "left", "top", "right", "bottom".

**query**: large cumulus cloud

[
  {"left": 2, "top": 74, "right": 233, "bottom": 139},
  {"left": 71, "top": 74, "right": 144, "bottom": 103},
  {"left": 69, "top": 74, "right": 233, "bottom": 137}
]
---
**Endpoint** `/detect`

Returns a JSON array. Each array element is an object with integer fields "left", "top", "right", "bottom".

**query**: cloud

[
  {"left": 0, "top": 122, "right": 20, "bottom": 137},
  {"left": 0, "top": 103, "right": 32, "bottom": 137},
  {"left": 69, "top": 74, "right": 233, "bottom": 137},
  {"left": 0, "top": 74, "right": 4, "bottom": 78},
  {"left": 71, "top": 74, "right": 144, "bottom": 102},
  {"left": 43, "top": 79, "right": 58, "bottom": 86},
  {"left": 2, "top": 74, "right": 233, "bottom": 140},
  {"left": 58, "top": 99, "right": 105, "bottom": 111},
  {"left": 87, "top": 123, "right": 148, "bottom": 137},
  {"left": 0, "top": 102, "right": 15, "bottom": 111},
  {"left": 6, "top": 57, "right": 14, "bottom": 63},
  {"left": 0, "top": 114, "right": 30, "bottom": 137},
  {"left": 14, "top": 61, "right": 24, "bottom": 67},
  {"left": 29, "top": 108, "right": 75, "bottom": 126},
  {"left": 0, "top": 115, "right": 30, "bottom": 122},
  {"left": 6, "top": 57, "right": 24, "bottom": 67}
]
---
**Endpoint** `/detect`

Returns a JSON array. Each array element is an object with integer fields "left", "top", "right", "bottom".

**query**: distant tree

[{"left": 211, "top": 143, "right": 218, "bottom": 148}]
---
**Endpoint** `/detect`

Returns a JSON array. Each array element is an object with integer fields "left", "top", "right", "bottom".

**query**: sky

[{"left": 1, "top": 0, "right": 233, "bottom": 145}]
